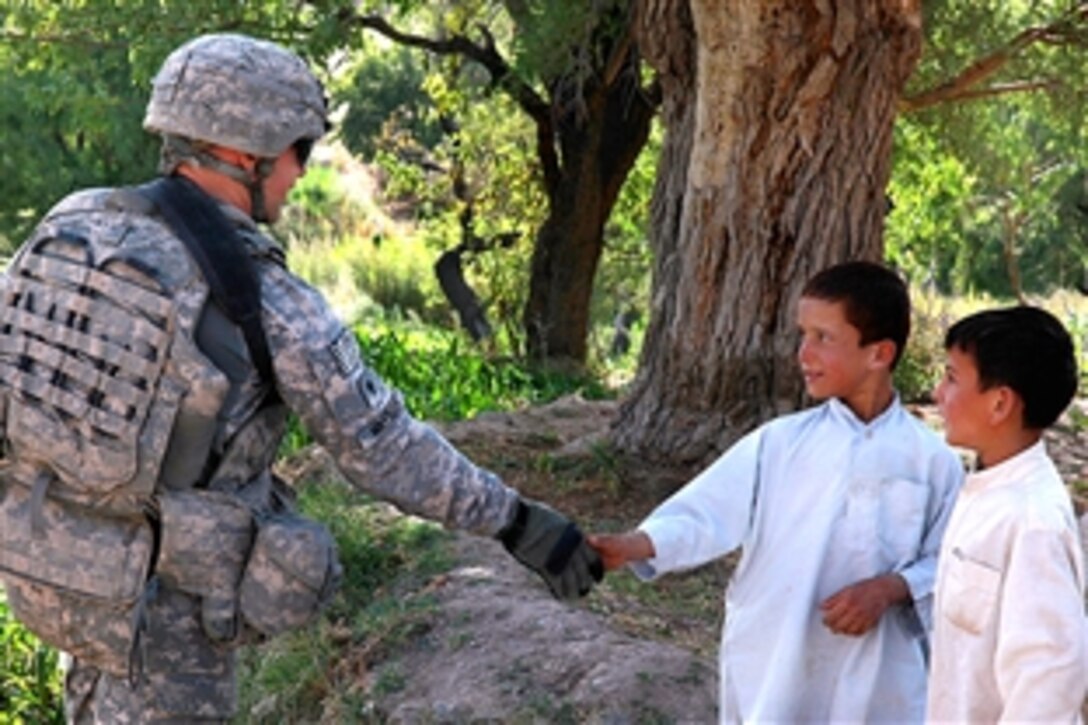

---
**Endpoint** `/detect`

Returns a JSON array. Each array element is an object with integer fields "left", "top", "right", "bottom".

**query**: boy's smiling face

[
  {"left": 934, "top": 345, "right": 995, "bottom": 450},
  {"left": 796, "top": 296, "right": 886, "bottom": 403}
]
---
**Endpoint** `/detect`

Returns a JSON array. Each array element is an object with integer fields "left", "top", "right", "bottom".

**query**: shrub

[
  {"left": 0, "top": 592, "right": 62, "bottom": 724},
  {"left": 896, "top": 288, "right": 1088, "bottom": 402},
  {"left": 895, "top": 289, "right": 956, "bottom": 403}
]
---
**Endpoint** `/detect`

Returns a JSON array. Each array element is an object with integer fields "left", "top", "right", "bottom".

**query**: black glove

[{"left": 497, "top": 498, "right": 604, "bottom": 599}]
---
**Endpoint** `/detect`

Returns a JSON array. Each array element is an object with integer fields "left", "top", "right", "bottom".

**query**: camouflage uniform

[
  {"left": 61, "top": 200, "right": 518, "bottom": 722},
  {"left": 17, "top": 33, "right": 600, "bottom": 724}
]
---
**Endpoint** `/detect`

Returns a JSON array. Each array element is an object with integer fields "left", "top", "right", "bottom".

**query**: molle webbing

[{"left": 0, "top": 240, "right": 172, "bottom": 447}]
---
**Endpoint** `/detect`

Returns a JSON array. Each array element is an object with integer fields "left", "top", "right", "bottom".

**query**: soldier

[{"left": 0, "top": 33, "right": 601, "bottom": 722}]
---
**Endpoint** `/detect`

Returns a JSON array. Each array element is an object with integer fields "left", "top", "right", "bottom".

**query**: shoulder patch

[{"left": 329, "top": 328, "right": 362, "bottom": 376}]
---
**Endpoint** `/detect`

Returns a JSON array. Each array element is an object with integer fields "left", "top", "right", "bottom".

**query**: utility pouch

[
  {"left": 0, "top": 479, "right": 154, "bottom": 679},
  {"left": 238, "top": 514, "right": 342, "bottom": 637},
  {"left": 156, "top": 489, "right": 255, "bottom": 643}
]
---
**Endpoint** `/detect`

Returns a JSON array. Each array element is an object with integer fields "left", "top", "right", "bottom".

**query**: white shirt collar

[
  {"left": 963, "top": 439, "right": 1048, "bottom": 493},
  {"left": 826, "top": 394, "right": 901, "bottom": 433}
]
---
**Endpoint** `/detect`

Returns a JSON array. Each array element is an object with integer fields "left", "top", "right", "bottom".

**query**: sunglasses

[{"left": 293, "top": 139, "right": 314, "bottom": 167}]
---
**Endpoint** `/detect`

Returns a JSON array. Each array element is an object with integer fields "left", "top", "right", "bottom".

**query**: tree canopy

[
  {"left": 1, "top": 0, "right": 1085, "bottom": 398},
  {"left": 890, "top": 0, "right": 1088, "bottom": 296}
]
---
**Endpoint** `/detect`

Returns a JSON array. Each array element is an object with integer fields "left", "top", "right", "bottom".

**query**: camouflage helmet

[{"left": 143, "top": 33, "right": 328, "bottom": 158}]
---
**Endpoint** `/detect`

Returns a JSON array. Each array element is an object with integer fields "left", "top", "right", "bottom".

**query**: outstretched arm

[
  {"left": 260, "top": 265, "right": 601, "bottom": 599},
  {"left": 587, "top": 531, "right": 656, "bottom": 572}
]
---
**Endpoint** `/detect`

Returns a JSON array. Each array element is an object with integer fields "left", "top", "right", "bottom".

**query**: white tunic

[
  {"left": 633, "top": 398, "right": 963, "bottom": 723},
  {"left": 926, "top": 441, "right": 1087, "bottom": 723}
]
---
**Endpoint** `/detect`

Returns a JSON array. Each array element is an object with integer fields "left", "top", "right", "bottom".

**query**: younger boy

[
  {"left": 590, "top": 261, "right": 963, "bottom": 723},
  {"left": 926, "top": 306, "right": 1087, "bottom": 722}
]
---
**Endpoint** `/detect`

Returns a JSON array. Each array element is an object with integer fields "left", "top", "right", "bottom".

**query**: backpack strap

[{"left": 137, "top": 176, "right": 276, "bottom": 390}]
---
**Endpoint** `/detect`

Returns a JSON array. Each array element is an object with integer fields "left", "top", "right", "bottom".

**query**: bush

[
  {"left": 895, "top": 288, "right": 1088, "bottom": 403},
  {"left": 895, "top": 289, "right": 957, "bottom": 403},
  {"left": 354, "top": 315, "right": 610, "bottom": 422},
  {"left": 280, "top": 145, "right": 445, "bottom": 326},
  {"left": 0, "top": 592, "right": 62, "bottom": 724}
]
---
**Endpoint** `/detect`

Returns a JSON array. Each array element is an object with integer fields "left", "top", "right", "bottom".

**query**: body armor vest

[
  {"left": 0, "top": 185, "right": 340, "bottom": 679},
  {"left": 0, "top": 187, "right": 235, "bottom": 677}
]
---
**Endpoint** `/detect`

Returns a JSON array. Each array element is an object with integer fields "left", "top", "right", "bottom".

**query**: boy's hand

[
  {"left": 819, "top": 574, "right": 909, "bottom": 636},
  {"left": 586, "top": 531, "right": 655, "bottom": 572}
]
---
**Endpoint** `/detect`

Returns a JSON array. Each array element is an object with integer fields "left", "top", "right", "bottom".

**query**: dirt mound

[
  {"left": 356, "top": 398, "right": 718, "bottom": 718},
  {"left": 373, "top": 535, "right": 717, "bottom": 723}
]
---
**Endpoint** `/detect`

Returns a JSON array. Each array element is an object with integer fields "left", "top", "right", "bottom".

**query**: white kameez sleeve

[
  {"left": 631, "top": 428, "right": 762, "bottom": 580},
  {"left": 894, "top": 448, "right": 963, "bottom": 630},
  {"left": 995, "top": 527, "right": 1087, "bottom": 722}
]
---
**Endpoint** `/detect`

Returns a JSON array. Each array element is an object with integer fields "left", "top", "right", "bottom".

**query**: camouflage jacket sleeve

[{"left": 258, "top": 259, "right": 519, "bottom": 537}]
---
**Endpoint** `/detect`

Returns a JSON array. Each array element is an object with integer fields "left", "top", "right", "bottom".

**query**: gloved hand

[{"left": 497, "top": 498, "right": 603, "bottom": 599}]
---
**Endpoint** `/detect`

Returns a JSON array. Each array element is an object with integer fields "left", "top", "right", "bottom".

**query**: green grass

[
  {"left": 279, "top": 314, "right": 613, "bottom": 457},
  {"left": 0, "top": 591, "right": 62, "bottom": 725},
  {"left": 233, "top": 480, "right": 453, "bottom": 723}
]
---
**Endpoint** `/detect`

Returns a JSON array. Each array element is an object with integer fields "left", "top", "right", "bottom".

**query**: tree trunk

[
  {"left": 999, "top": 207, "right": 1028, "bottom": 304},
  {"left": 523, "top": 54, "right": 656, "bottom": 364},
  {"left": 613, "top": 0, "right": 923, "bottom": 467},
  {"left": 523, "top": 141, "right": 610, "bottom": 362}
]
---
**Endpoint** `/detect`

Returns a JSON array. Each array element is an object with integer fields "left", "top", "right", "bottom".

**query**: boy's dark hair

[
  {"left": 801, "top": 261, "right": 910, "bottom": 368},
  {"left": 945, "top": 306, "right": 1078, "bottom": 430}
]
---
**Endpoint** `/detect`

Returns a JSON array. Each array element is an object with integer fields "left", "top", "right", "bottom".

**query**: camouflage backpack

[{"left": 0, "top": 179, "right": 262, "bottom": 678}]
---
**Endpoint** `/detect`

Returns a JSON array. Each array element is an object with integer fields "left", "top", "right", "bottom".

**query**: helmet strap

[
  {"left": 248, "top": 158, "right": 278, "bottom": 224},
  {"left": 159, "top": 135, "right": 277, "bottom": 222}
]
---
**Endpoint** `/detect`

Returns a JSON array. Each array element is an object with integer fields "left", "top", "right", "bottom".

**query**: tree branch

[
  {"left": 901, "top": 2, "right": 1088, "bottom": 113},
  {"left": 906, "top": 78, "right": 1063, "bottom": 109},
  {"left": 602, "top": 21, "right": 634, "bottom": 87},
  {"left": 341, "top": 10, "right": 561, "bottom": 196}
]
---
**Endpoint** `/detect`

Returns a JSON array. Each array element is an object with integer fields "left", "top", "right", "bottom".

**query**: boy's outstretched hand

[
  {"left": 819, "top": 573, "right": 909, "bottom": 636},
  {"left": 586, "top": 531, "right": 655, "bottom": 572}
]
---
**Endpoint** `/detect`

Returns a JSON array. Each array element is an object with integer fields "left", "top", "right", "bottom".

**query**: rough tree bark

[{"left": 613, "top": 0, "right": 924, "bottom": 467}]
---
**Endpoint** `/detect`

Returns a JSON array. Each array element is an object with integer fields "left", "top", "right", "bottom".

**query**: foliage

[
  {"left": 281, "top": 153, "right": 444, "bottom": 326},
  {"left": 0, "top": 1, "right": 340, "bottom": 251},
  {"left": 895, "top": 301, "right": 947, "bottom": 404},
  {"left": 1049, "top": 289, "right": 1088, "bottom": 395},
  {"left": 505, "top": 0, "right": 629, "bottom": 85},
  {"left": 336, "top": 41, "right": 444, "bottom": 161},
  {"left": 894, "top": 288, "right": 1088, "bottom": 403},
  {"left": 891, "top": 0, "right": 1088, "bottom": 297},
  {"left": 357, "top": 315, "right": 611, "bottom": 419},
  {"left": 284, "top": 130, "right": 652, "bottom": 372},
  {"left": 886, "top": 121, "right": 975, "bottom": 292},
  {"left": 587, "top": 119, "right": 660, "bottom": 362},
  {"left": 340, "top": 0, "right": 657, "bottom": 363},
  {"left": 0, "top": 592, "right": 62, "bottom": 724},
  {"left": 339, "top": 53, "right": 548, "bottom": 352},
  {"left": 278, "top": 312, "right": 613, "bottom": 457}
]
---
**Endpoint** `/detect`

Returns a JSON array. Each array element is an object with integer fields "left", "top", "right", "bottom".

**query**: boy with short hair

[
  {"left": 590, "top": 261, "right": 963, "bottom": 723},
  {"left": 926, "top": 306, "right": 1087, "bottom": 722}
]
